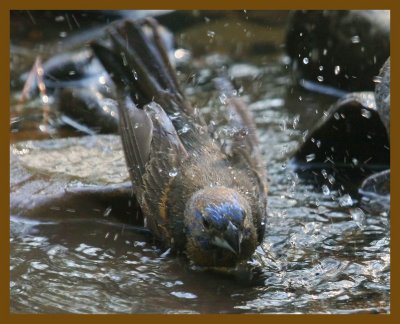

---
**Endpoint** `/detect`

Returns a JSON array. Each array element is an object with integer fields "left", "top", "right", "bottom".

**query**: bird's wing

[
  {"left": 212, "top": 77, "right": 268, "bottom": 242},
  {"left": 115, "top": 95, "right": 154, "bottom": 190},
  {"left": 141, "top": 102, "right": 189, "bottom": 246},
  {"left": 212, "top": 78, "right": 266, "bottom": 183},
  {"left": 93, "top": 25, "right": 190, "bottom": 247},
  {"left": 225, "top": 97, "right": 268, "bottom": 243},
  {"left": 225, "top": 97, "right": 265, "bottom": 176}
]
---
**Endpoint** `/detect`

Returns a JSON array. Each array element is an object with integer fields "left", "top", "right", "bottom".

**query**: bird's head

[{"left": 184, "top": 186, "right": 257, "bottom": 267}]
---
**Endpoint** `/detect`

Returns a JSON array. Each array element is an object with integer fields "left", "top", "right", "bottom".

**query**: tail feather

[
  {"left": 146, "top": 17, "right": 182, "bottom": 95},
  {"left": 90, "top": 42, "right": 147, "bottom": 108},
  {"left": 91, "top": 18, "right": 204, "bottom": 151},
  {"left": 108, "top": 29, "right": 163, "bottom": 103},
  {"left": 121, "top": 20, "right": 180, "bottom": 96},
  {"left": 91, "top": 19, "right": 191, "bottom": 115}
]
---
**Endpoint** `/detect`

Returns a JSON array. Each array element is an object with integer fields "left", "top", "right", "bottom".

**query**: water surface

[{"left": 10, "top": 11, "right": 390, "bottom": 314}]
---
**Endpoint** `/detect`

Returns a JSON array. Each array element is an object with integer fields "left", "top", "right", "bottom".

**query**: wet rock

[
  {"left": 286, "top": 10, "right": 390, "bottom": 92},
  {"left": 10, "top": 10, "right": 171, "bottom": 48},
  {"left": 20, "top": 50, "right": 101, "bottom": 90},
  {"left": 290, "top": 92, "right": 389, "bottom": 184},
  {"left": 156, "top": 10, "right": 289, "bottom": 33},
  {"left": 375, "top": 57, "right": 390, "bottom": 135},
  {"left": 358, "top": 58, "right": 390, "bottom": 198},
  {"left": 359, "top": 169, "right": 390, "bottom": 196},
  {"left": 15, "top": 18, "right": 175, "bottom": 135},
  {"left": 59, "top": 88, "right": 119, "bottom": 134},
  {"left": 10, "top": 135, "right": 142, "bottom": 224}
]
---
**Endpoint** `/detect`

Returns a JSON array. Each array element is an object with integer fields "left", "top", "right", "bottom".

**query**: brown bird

[{"left": 91, "top": 18, "right": 268, "bottom": 267}]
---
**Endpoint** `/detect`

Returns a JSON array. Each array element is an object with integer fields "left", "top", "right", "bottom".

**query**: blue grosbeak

[{"left": 91, "top": 18, "right": 268, "bottom": 267}]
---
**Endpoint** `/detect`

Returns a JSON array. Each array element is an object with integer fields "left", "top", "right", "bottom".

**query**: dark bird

[{"left": 91, "top": 18, "right": 268, "bottom": 267}]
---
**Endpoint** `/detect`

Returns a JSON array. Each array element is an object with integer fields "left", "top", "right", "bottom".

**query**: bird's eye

[{"left": 202, "top": 218, "right": 210, "bottom": 229}]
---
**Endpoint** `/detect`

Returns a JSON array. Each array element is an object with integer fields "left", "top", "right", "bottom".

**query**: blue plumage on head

[{"left": 205, "top": 201, "right": 245, "bottom": 228}]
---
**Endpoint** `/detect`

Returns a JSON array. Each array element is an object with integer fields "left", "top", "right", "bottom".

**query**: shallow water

[{"left": 10, "top": 11, "right": 390, "bottom": 314}]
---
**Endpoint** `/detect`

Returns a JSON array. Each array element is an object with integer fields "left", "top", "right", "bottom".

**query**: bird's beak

[{"left": 212, "top": 222, "right": 242, "bottom": 255}]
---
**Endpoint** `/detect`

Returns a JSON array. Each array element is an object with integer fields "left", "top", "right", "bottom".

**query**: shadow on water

[{"left": 10, "top": 11, "right": 390, "bottom": 314}]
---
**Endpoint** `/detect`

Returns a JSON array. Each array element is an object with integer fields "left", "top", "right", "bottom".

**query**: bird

[{"left": 91, "top": 18, "right": 268, "bottom": 267}]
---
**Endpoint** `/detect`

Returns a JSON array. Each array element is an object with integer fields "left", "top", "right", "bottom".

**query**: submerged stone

[{"left": 10, "top": 135, "right": 142, "bottom": 224}]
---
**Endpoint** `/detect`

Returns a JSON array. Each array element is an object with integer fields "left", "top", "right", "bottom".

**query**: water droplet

[
  {"left": 178, "top": 124, "right": 191, "bottom": 135},
  {"left": 350, "top": 208, "right": 365, "bottom": 228},
  {"left": 279, "top": 119, "right": 287, "bottom": 131},
  {"left": 120, "top": 52, "right": 127, "bottom": 66},
  {"left": 31, "top": 262, "right": 49, "bottom": 270},
  {"left": 55, "top": 15, "right": 65, "bottom": 22},
  {"left": 322, "top": 185, "right": 330, "bottom": 196},
  {"left": 174, "top": 48, "right": 189, "bottom": 60},
  {"left": 207, "top": 30, "right": 215, "bottom": 38},
  {"left": 292, "top": 115, "right": 300, "bottom": 129},
  {"left": 171, "top": 291, "right": 197, "bottom": 299},
  {"left": 339, "top": 194, "right": 353, "bottom": 207},
  {"left": 169, "top": 112, "right": 181, "bottom": 121},
  {"left": 317, "top": 75, "right": 324, "bottom": 82},
  {"left": 321, "top": 169, "right": 328, "bottom": 178},
  {"left": 161, "top": 248, "right": 171, "bottom": 258},
  {"left": 98, "top": 75, "right": 106, "bottom": 84},
  {"left": 351, "top": 35, "right": 360, "bottom": 43},
  {"left": 334, "top": 112, "right": 340, "bottom": 120},
  {"left": 306, "top": 153, "right": 316, "bottom": 162},
  {"left": 319, "top": 65, "right": 324, "bottom": 71},
  {"left": 169, "top": 168, "right": 178, "bottom": 177},
  {"left": 334, "top": 65, "right": 341, "bottom": 75},
  {"left": 41, "top": 95, "right": 49, "bottom": 104},
  {"left": 59, "top": 31, "right": 67, "bottom": 38},
  {"left": 219, "top": 93, "right": 228, "bottom": 104},
  {"left": 361, "top": 109, "right": 371, "bottom": 119},
  {"left": 103, "top": 206, "right": 112, "bottom": 217},
  {"left": 302, "top": 57, "right": 309, "bottom": 64},
  {"left": 328, "top": 175, "right": 336, "bottom": 184},
  {"left": 323, "top": 48, "right": 328, "bottom": 55},
  {"left": 132, "top": 70, "right": 138, "bottom": 80},
  {"left": 352, "top": 158, "right": 359, "bottom": 166},
  {"left": 373, "top": 76, "right": 383, "bottom": 83}
]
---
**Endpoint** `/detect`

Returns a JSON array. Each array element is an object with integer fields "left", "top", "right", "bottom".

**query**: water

[{"left": 10, "top": 11, "right": 390, "bottom": 314}]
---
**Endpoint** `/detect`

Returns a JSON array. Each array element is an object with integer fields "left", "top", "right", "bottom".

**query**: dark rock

[
  {"left": 10, "top": 10, "right": 171, "bottom": 47},
  {"left": 59, "top": 88, "right": 119, "bottom": 134},
  {"left": 291, "top": 92, "right": 389, "bottom": 178},
  {"left": 286, "top": 10, "right": 390, "bottom": 92},
  {"left": 375, "top": 57, "right": 390, "bottom": 135},
  {"left": 357, "top": 58, "right": 390, "bottom": 200},
  {"left": 359, "top": 169, "right": 390, "bottom": 196}
]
